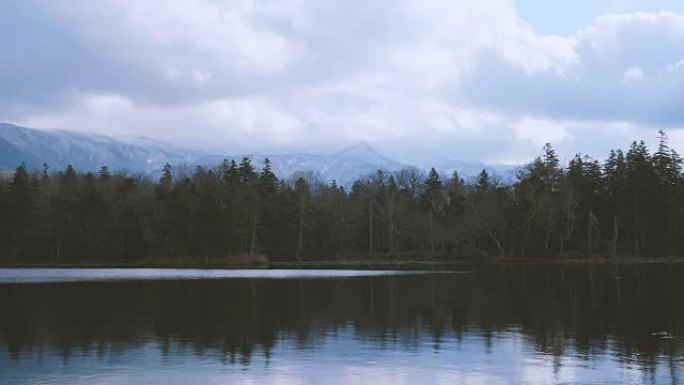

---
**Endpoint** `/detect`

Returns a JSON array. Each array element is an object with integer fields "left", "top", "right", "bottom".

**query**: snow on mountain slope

[
  {"left": 411, "top": 155, "right": 516, "bottom": 185},
  {"left": 1, "top": 123, "right": 515, "bottom": 184},
  {"left": 0, "top": 123, "right": 202, "bottom": 173},
  {"left": 192, "top": 142, "right": 407, "bottom": 185}
]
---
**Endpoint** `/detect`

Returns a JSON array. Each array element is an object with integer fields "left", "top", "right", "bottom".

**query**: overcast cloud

[{"left": 2, "top": 0, "right": 684, "bottom": 164}]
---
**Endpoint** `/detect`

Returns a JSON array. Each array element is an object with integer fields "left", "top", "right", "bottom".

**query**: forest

[{"left": 1, "top": 131, "right": 684, "bottom": 263}]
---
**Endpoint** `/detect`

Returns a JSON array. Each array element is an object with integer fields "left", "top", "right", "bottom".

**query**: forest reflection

[{"left": 1, "top": 265, "right": 682, "bottom": 376}]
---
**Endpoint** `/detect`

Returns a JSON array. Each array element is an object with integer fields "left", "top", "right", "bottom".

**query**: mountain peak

[
  {"left": 1, "top": 124, "right": 515, "bottom": 185},
  {"left": 337, "top": 141, "right": 378, "bottom": 158}
]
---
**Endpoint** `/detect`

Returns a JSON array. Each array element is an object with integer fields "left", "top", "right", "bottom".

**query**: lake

[{"left": 0, "top": 265, "right": 682, "bottom": 384}]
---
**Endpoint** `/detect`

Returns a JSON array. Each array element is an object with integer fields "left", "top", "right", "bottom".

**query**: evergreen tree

[
  {"left": 476, "top": 169, "right": 491, "bottom": 191},
  {"left": 625, "top": 141, "right": 655, "bottom": 253},
  {"left": 238, "top": 157, "right": 260, "bottom": 255},
  {"left": 9, "top": 163, "right": 33, "bottom": 258},
  {"left": 257, "top": 159, "right": 279, "bottom": 255},
  {"left": 99, "top": 166, "right": 111, "bottom": 179}
]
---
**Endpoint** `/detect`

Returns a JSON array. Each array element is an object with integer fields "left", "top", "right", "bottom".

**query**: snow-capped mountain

[
  {"left": 411, "top": 156, "right": 516, "bottom": 185},
  {"left": 192, "top": 142, "right": 407, "bottom": 185},
  {"left": 0, "top": 123, "right": 514, "bottom": 184},
  {"left": 0, "top": 123, "right": 201, "bottom": 174}
]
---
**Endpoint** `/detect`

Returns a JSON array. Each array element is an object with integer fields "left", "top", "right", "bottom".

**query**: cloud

[
  {"left": 622, "top": 66, "right": 645, "bottom": 85},
  {"left": 464, "top": 12, "right": 684, "bottom": 127},
  {"left": 515, "top": 118, "right": 570, "bottom": 146},
  {"left": 2, "top": 1, "right": 684, "bottom": 164}
]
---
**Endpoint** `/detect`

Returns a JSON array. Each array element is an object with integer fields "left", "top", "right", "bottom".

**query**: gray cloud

[
  {"left": 2, "top": 1, "right": 684, "bottom": 164},
  {"left": 464, "top": 12, "right": 684, "bottom": 126}
]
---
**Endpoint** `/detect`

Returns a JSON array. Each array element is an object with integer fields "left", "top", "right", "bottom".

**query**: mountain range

[{"left": 0, "top": 123, "right": 513, "bottom": 185}]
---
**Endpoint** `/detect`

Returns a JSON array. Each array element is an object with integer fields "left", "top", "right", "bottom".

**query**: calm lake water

[{"left": 0, "top": 266, "right": 682, "bottom": 384}]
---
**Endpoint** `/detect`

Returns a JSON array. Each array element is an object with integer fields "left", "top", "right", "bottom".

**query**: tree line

[{"left": 1, "top": 131, "right": 683, "bottom": 263}]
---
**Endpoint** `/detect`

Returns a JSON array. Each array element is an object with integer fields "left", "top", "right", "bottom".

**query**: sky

[{"left": 2, "top": 0, "right": 684, "bottom": 165}]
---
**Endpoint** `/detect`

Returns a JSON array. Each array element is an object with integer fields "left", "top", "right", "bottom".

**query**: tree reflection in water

[{"left": 0, "top": 265, "right": 682, "bottom": 382}]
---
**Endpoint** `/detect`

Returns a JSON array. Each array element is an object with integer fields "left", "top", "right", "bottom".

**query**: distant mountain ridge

[
  {"left": 191, "top": 142, "right": 408, "bottom": 185},
  {"left": 0, "top": 123, "right": 200, "bottom": 174},
  {"left": 0, "top": 123, "right": 514, "bottom": 185}
]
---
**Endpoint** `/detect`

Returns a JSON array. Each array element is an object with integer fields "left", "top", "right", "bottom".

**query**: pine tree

[
  {"left": 99, "top": 166, "right": 111, "bottom": 179},
  {"left": 604, "top": 149, "right": 627, "bottom": 256},
  {"left": 259, "top": 158, "right": 278, "bottom": 196},
  {"left": 476, "top": 169, "right": 491, "bottom": 191},
  {"left": 294, "top": 176, "right": 312, "bottom": 260},
  {"left": 653, "top": 130, "right": 682, "bottom": 187},
  {"left": 625, "top": 141, "right": 655, "bottom": 253},
  {"left": 567, "top": 154, "right": 602, "bottom": 252},
  {"left": 237, "top": 157, "right": 259, "bottom": 255},
  {"left": 9, "top": 163, "right": 33, "bottom": 258},
  {"left": 422, "top": 168, "right": 447, "bottom": 253},
  {"left": 155, "top": 163, "right": 175, "bottom": 257},
  {"left": 651, "top": 131, "right": 683, "bottom": 254}
]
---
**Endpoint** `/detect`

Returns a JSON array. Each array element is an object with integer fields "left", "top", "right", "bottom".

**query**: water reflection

[
  {"left": 0, "top": 268, "right": 415, "bottom": 283},
  {"left": 0, "top": 265, "right": 682, "bottom": 384}
]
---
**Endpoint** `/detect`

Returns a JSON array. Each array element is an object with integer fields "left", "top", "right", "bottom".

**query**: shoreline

[{"left": 2, "top": 257, "right": 684, "bottom": 269}]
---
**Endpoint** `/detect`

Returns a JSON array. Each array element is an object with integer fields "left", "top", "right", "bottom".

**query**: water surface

[
  {"left": 0, "top": 268, "right": 416, "bottom": 283},
  {"left": 0, "top": 265, "right": 682, "bottom": 384}
]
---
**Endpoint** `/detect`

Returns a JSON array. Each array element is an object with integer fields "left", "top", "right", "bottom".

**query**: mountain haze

[
  {"left": 0, "top": 123, "right": 513, "bottom": 184},
  {"left": 192, "top": 142, "right": 408, "bottom": 185},
  {"left": 0, "top": 123, "right": 199, "bottom": 174}
]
